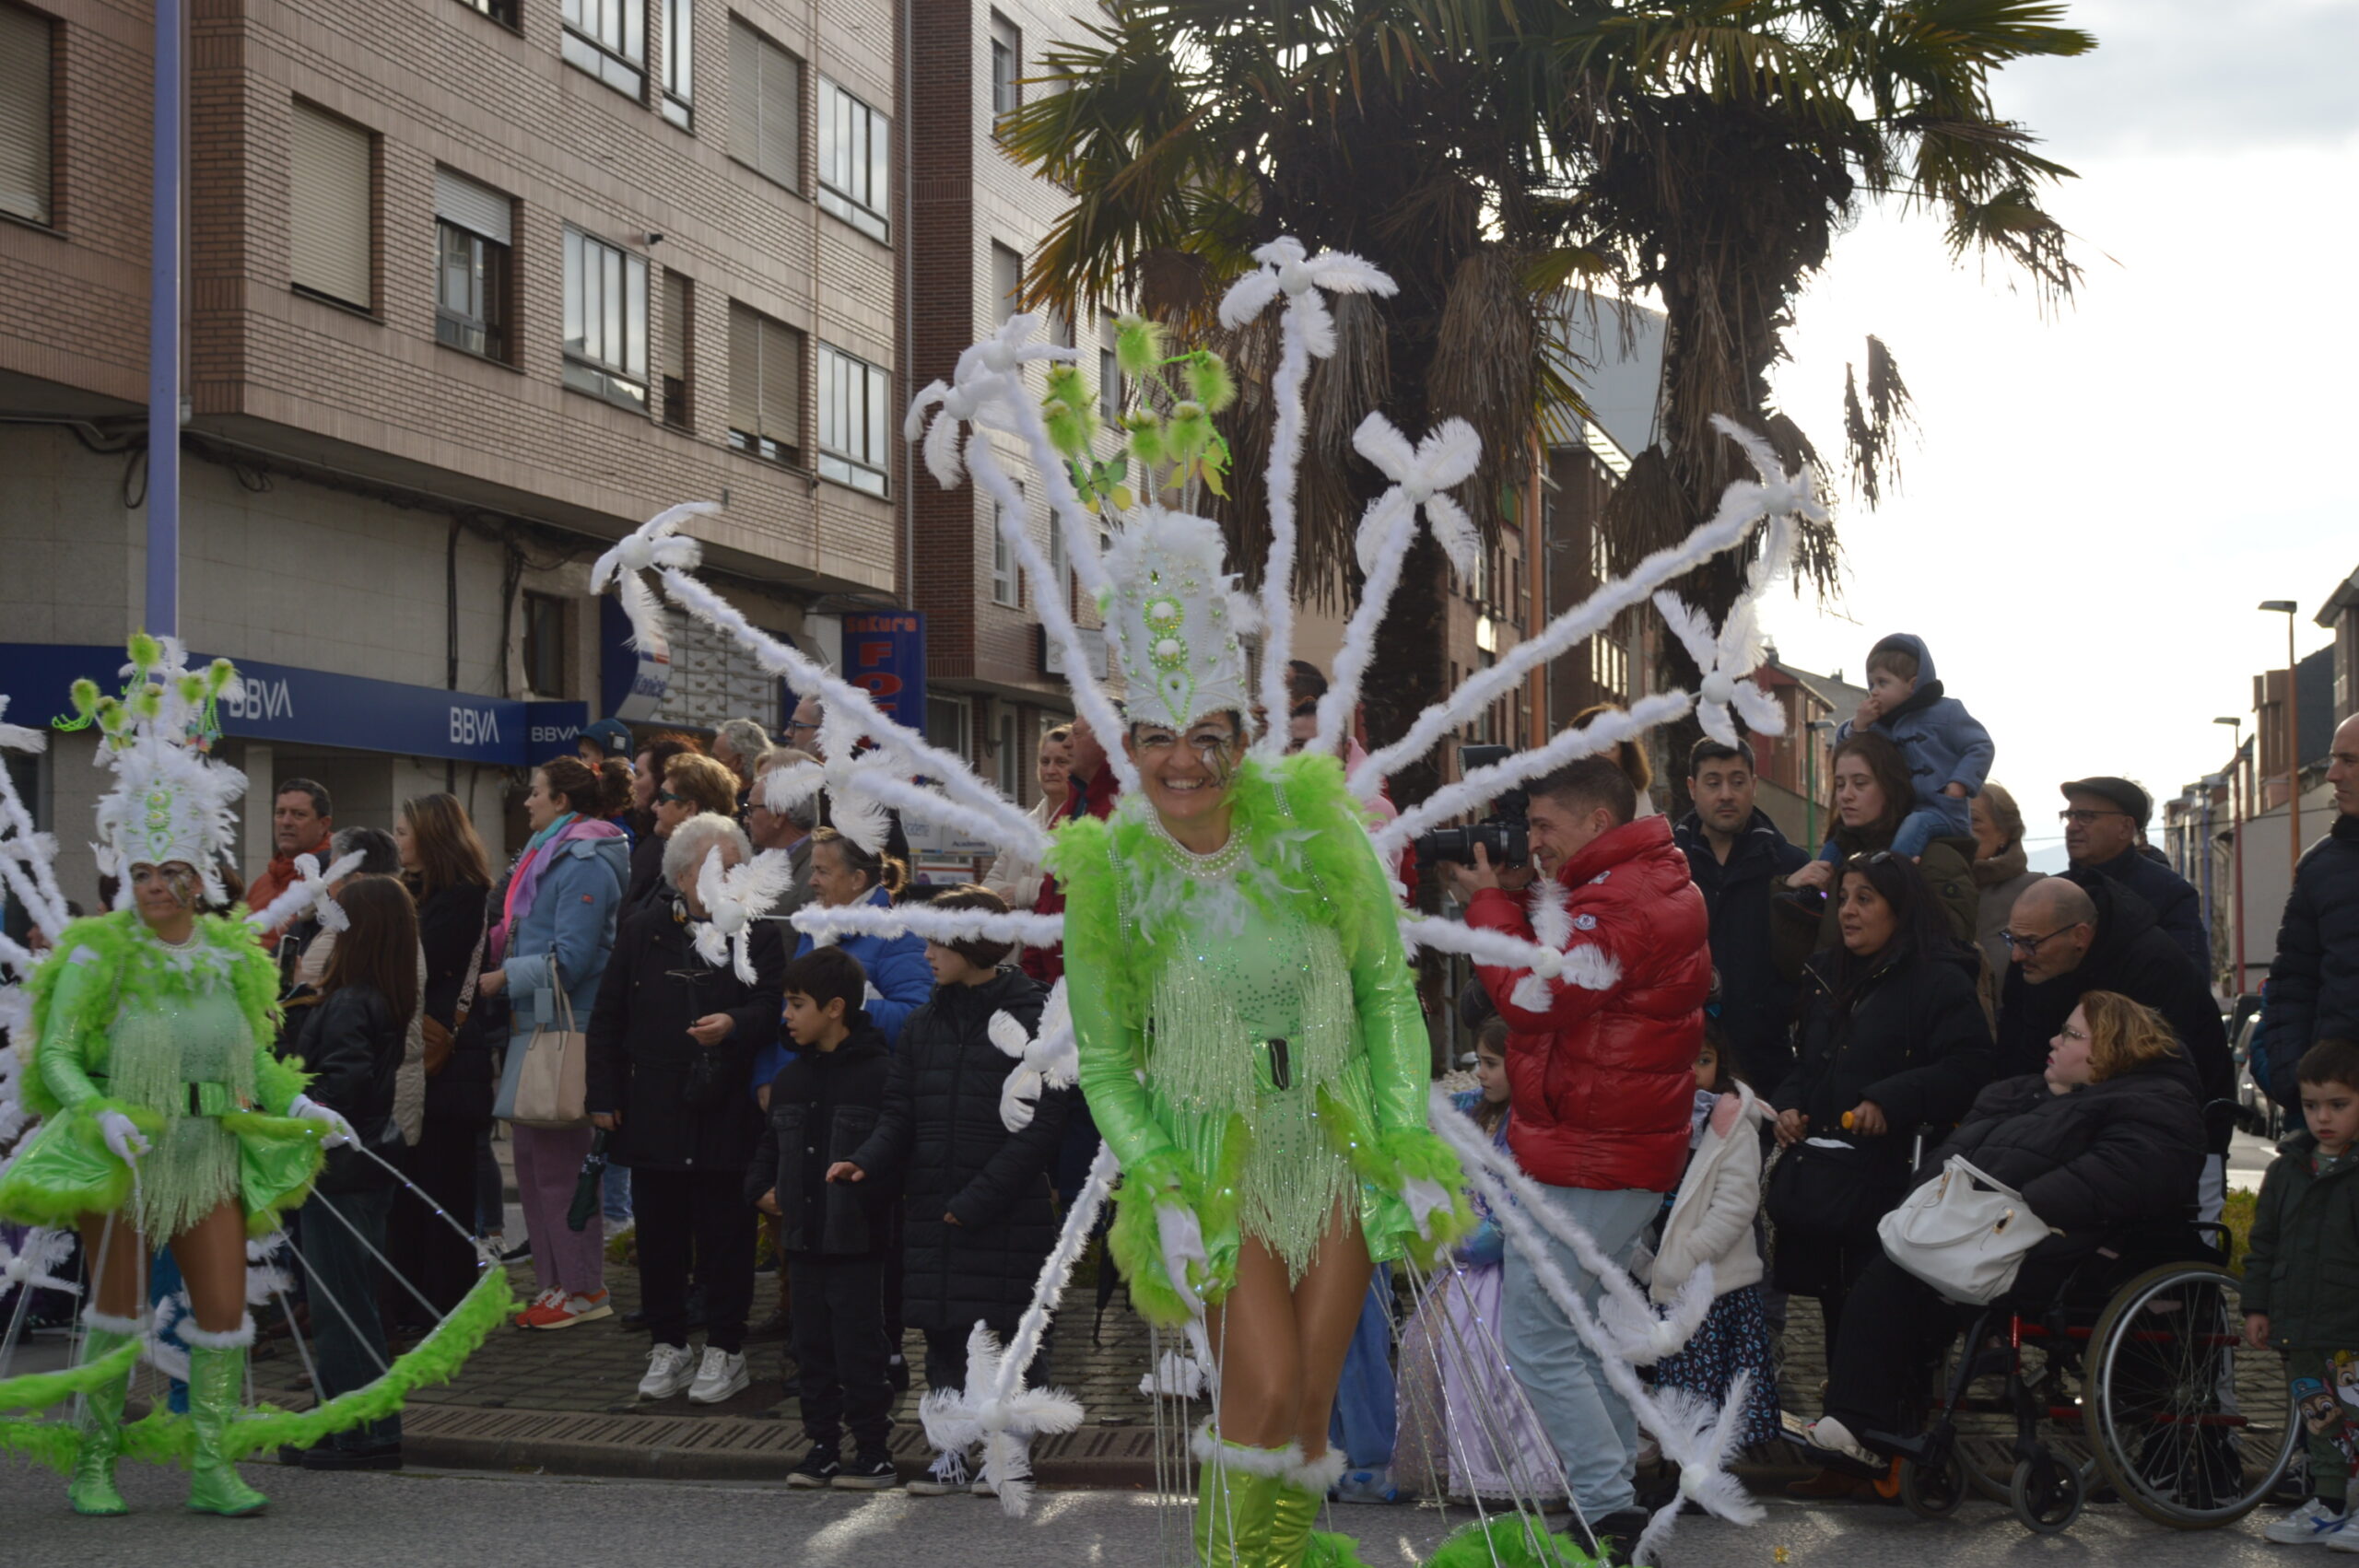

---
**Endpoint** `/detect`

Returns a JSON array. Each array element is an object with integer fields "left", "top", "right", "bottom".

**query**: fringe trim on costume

[
  {"left": 1191, "top": 1423, "right": 1302, "bottom": 1478},
  {"left": 81, "top": 1308, "right": 144, "bottom": 1336},
  {"left": 1285, "top": 1446, "right": 1348, "bottom": 1494},
  {"left": 177, "top": 1315, "right": 254, "bottom": 1350}
]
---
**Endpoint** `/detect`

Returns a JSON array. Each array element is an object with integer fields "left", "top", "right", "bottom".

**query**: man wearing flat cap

[{"left": 2060, "top": 775, "right": 2208, "bottom": 975}]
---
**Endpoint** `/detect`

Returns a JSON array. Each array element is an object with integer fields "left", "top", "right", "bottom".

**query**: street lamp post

[
  {"left": 2215, "top": 715, "right": 2245, "bottom": 992},
  {"left": 2262, "top": 600, "right": 2300, "bottom": 872}
]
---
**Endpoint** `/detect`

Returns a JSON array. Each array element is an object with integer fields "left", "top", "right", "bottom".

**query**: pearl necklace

[{"left": 1144, "top": 811, "right": 1246, "bottom": 881}]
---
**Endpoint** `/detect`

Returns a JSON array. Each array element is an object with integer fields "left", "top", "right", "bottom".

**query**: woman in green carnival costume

[
  {"left": 1053, "top": 510, "right": 1471, "bottom": 1568},
  {"left": 0, "top": 638, "right": 505, "bottom": 1515}
]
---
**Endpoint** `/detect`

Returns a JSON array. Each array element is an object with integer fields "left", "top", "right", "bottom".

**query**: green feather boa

[
  {"left": 1425, "top": 1517, "right": 1601, "bottom": 1568},
  {"left": 0, "top": 1267, "right": 516, "bottom": 1472},
  {"left": 0, "top": 1333, "right": 143, "bottom": 1412}
]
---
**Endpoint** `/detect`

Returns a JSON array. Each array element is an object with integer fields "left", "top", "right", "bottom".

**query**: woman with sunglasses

[
  {"left": 1766, "top": 851, "right": 1994, "bottom": 1498},
  {"left": 624, "top": 753, "right": 742, "bottom": 917}
]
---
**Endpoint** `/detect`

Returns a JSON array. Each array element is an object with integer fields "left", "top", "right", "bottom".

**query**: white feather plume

[
  {"left": 690, "top": 847, "right": 798, "bottom": 983},
  {"left": 987, "top": 982, "right": 1077, "bottom": 1133},
  {"left": 590, "top": 500, "right": 714, "bottom": 653},
  {"left": 242, "top": 849, "right": 365, "bottom": 936}
]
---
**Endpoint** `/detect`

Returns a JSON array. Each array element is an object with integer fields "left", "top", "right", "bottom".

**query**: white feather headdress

[
  {"left": 1100, "top": 507, "right": 1258, "bottom": 732},
  {"left": 65, "top": 635, "right": 246, "bottom": 908}
]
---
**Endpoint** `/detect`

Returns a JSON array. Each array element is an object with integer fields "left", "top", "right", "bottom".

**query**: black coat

[
  {"left": 288, "top": 985, "right": 404, "bottom": 1194},
  {"left": 623, "top": 831, "right": 670, "bottom": 919},
  {"left": 584, "top": 901, "right": 781, "bottom": 1173},
  {"left": 1994, "top": 872, "right": 2234, "bottom": 1153},
  {"left": 415, "top": 882, "right": 495, "bottom": 1122},
  {"left": 2077, "top": 843, "right": 2208, "bottom": 977},
  {"left": 1675, "top": 808, "right": 1811, "bottom": 1095},
  {"left": 847, "top": 970, "right": 1074, "bottom": 1333},
  {"left": 747, "top": 1024, "right": 894, "bottom": 1258},
  {"left": 1925, "top": 1054, "right": 2205, "bottom": 1279},
  {"left": 1777, "top": 942, "right": 1994, "bottom": 1170},
  {"left": 2261, "top": 812, "right": 2359, "bottom": 1110}
]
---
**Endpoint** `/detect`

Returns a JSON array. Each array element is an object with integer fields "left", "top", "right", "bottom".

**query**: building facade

[{"left": 1, "top": 0, "right": 902, "bottom": 890}]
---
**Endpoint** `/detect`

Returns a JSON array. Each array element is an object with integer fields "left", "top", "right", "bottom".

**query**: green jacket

[{"left": 2243, "top": 1129, "right": 2359, "bottom": 1350}]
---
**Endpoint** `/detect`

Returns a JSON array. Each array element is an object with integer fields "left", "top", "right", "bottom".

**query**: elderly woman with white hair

[{"left": 586, "top": 812, "right": 787, "bottom": 1406}]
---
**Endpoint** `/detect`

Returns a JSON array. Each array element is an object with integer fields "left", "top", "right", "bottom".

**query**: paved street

[{"left": 0, "top": 1459, "right": 2302, "bottom": 1567}]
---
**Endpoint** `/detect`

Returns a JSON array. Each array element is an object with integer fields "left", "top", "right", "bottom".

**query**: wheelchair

[{"left": 1863, "top": 1222, "right": 2298, "bottom": 1536}]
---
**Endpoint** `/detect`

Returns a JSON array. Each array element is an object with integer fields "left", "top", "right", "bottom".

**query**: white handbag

[{"left": 1877, "top": 1155, "right": 2054, "bottom": 1305}]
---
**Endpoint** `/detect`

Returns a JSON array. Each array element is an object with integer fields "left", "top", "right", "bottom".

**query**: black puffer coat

[
  {"left": 584, "top": 901, "right": 781, "bottom": 1172},
  {"left": 1675, "top": 808, "right": 1811, "bottom": 1096},
  {"left": 288, "top": 985, "right": 403, "bottom": 1195},
  {"left": 847, "top": 970, "right": 1074, "bottom": 1333},
  {"left": 1777, "top": 942, "right": 1995, "bottom": 1167},
  {"left": 1994, "top": 872, "right": 2233, "bottom": 1153},
  {"left": 2262, "top": 812, "right": 2359, "bottom": 1111},
  {"left": 748, "top": 1024, "right": 894, "bottom": 1258},
  {"left": 1921, "top": 1053, "right": 2205, "bottom": 1281}
]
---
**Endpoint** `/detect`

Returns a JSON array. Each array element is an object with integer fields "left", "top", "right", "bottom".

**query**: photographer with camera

[{"left": 1448, "top": 754, "right": 1712, "bottom": 1541}]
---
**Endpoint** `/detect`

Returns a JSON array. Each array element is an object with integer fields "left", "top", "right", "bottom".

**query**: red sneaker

[{"left": 516, "top": 1289, "right": 613, "bottom": 1330}]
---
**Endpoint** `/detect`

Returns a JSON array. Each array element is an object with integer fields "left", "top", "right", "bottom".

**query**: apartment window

[
  {"left": 816, "top": 344, "right": 889, "bottom": 496},
  {"left": 991, "top": 242, "right": 1022, "bottom": 324},
  {"left": 1046, "top": 521, "right": 1071, "bottom": 613},
  {"left": 996, "top": 712, "right": 1020, "bottom": 799},
  {"left": 0, "top": 3, "right": 53, "bottom": 227},
  {"left": 564, "top": 227, "right": 649, "bottom": 412},
  {"left": 563, "top": 0, "right": 645, "bottom": 99},
  {"left": 522, "top": 593, "right": 569, "bottom": 697},
  {"left": 989, "top": 12, "right": 1020, "bottom": 123},
  {"left": 457, "top": 0, "right": 519, "bottom": 25},
  {"left": 659, "top": 0, "right": 693, "bottom": 127},
  {"left": 990, "top": 496, "right": 1018, "bottom": 607},
  {"left": 729, "top": 18, "right": 800, "bottom": 191},
  {"left": 433, "top": 169, "right": 511, "bottom": 361},
  {"left": 816, "top": 77, "right": 888, "bottom": 242},
  {"left": 660, "top": 271, "right": 692, "bottom": 428},
  {"left": 1097, "top": 322, "right": 1122, "bottom": 424},
  {"left": 728, "top": 300, "right": 804, "bottom": 465},
  {"left": 289, "top": 102, "right": 373, "bottom": 310}
]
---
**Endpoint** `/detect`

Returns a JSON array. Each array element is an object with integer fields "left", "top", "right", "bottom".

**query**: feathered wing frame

[{"left": 579, "top": 239, "right": 1825, "bottom": 1561}]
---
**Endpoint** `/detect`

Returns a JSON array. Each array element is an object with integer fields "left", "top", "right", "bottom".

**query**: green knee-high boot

[
  {"left": 185, "top": 1328, "right": 268, "bottom": 1517},
  {"left": 67, "top": 1317, "right": 142, "bottom": 1516},
  {"left": 1264, "top": 1449, "right": 1348, "bottom": 1568},
  {"left": 1192, "top": 1429, "right": 1296, "bottom": 1567}
]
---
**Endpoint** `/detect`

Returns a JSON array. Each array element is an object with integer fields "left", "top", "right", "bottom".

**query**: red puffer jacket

[{"left": 1467, "top": 815, "right": 1711, "bottom": 1194}]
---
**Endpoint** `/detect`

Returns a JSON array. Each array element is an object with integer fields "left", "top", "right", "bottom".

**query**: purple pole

[{"left": 146, "top": 0, "right": 181, "bottom": 638}]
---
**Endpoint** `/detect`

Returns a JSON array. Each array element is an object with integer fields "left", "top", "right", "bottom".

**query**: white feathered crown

[
  {"left": 65, "top": 634, "right": 245, "bottom": 908},
  {"left": 1101, "top": 507, "right": 1257, "bottom": 733}
]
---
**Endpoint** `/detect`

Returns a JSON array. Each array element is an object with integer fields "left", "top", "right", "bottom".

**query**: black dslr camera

[{"left": 1413, "top": 744, "right": 1530, "bottom": 870}]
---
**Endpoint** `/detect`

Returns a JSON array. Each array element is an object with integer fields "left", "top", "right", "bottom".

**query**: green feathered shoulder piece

[{"left": 18, "top": 911, "right": 286, "bottom": 1119}]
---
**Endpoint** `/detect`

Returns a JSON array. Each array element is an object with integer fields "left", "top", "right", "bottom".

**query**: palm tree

[{"left": 1002, "top": 1, "right": 2093, "bottom": 812}]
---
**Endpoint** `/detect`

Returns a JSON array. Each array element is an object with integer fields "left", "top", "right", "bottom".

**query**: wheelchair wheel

[
  {"left": 2084, "top": 1262, "right": 2299, "bottom": 1528},
  {"left": 1900, "top": 1448, "right": 1968, "bottom": 1520},
  {"left": 2011, "top": 1453, "right": 2083, "bottom": 1534}
]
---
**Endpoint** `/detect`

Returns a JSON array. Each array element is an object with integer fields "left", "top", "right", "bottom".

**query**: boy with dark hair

[
  {"left": 750, "top": 945, "right": 898, "bottom": 1491},
  {"left": 832, "top": 884, "right": 1075, "bottom": 1496},
  {"left": 1825, "top": 633, "right": 1993, "bottom": 861},
  {"left": 2246, "top": 1037, "right": 2359, "bottom": 1547}
]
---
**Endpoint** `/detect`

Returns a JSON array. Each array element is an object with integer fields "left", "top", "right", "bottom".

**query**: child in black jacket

[{"left": 748, "top": 945, "right": 898, "bottom": 1490}]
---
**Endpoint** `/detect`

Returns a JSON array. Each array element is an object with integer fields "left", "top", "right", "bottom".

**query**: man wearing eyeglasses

[
  {"left": 1994, "top": 872, "right": 2235, "bottom": 1218},
  {"left": 2060, "top": 776, "right": 2208, "bottom": 976}
]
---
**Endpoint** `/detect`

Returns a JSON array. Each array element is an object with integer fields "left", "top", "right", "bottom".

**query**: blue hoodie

[{"left": 1834, "top": 633, "right": 1993, "bottom": 839}]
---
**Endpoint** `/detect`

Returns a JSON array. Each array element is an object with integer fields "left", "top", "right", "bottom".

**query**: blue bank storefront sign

[
  {"left": 0, "top": 644, "right": 559, "bottom": 766},
  {"left": 842, "top": 612, "right": 924, "bottom": 732}
]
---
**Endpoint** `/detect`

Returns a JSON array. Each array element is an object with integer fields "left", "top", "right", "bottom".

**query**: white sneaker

[
  {"left": 906, "top": 1447, "right": 971, "bottom": 1495},
  {"left": 2270, "top": 1498, "right": 2353, "bottom": 1545},
  {"left": 637, "top": 1344, "right": 698, "bottom": 1400},
  {"left": 687, "top": 1347, "right": 748, "bottom": 1405}
]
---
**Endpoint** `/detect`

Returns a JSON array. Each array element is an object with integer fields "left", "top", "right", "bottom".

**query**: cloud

[{"left": 2001, "top": 0, "right": 2359, "bottom": 158}]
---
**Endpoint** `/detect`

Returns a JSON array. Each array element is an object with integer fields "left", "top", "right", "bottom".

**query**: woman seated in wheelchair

[{"left": 1799, "top": 989, "right": 2206, "bottom": 1468}]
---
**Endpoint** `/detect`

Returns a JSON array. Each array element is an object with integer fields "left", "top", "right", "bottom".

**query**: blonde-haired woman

[
  {"left": 1802, "top": 989, "right": 2205, "bottom": 1466},
  {"left": 1969, "top": 781, "right": 2045, "bottom": 976}
]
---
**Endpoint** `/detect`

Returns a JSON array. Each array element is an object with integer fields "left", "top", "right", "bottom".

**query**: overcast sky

[{"left": 1756, "top": 0, "right": 2359, "bottom": 867}]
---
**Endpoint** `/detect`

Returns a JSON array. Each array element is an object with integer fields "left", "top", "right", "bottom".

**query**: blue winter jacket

[
  {"left": 1834, "top": 633, "right": 1993, "bottom": 837},
  {"left": 502, "top": 833, "right": 630, "bottom": 1035},
  {"left": 750, "top": 885, "right": 935, "bottom": 1091}
]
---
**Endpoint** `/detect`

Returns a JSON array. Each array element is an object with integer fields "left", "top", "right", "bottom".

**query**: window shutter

[
  {"left": 289, "top": 102, "right": 372, "bottom": 308},
  {"left": 759, "top": 318, "right": 801, "bottom": 451},
  {"left": 661, "top": 270, "right": 687, "bottom": 381},
  {"left": 728, "top": 18, "right": 759, "bottom": 170},
  {"left": 433, "top": 167, "right": 511, "bottom": 246},
  {"left": 0, "top": 4, "right": 51, "bottom": 226},
  {"left": 728, "top": 300, "right": 760, "bottom": 437},
  {"left": 757, "top": 40, "right": 798, "bottom": 187}
]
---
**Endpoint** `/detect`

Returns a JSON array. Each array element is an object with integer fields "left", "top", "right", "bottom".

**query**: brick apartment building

[
  {"left": 904, "top": 0, "right": 1117, "bottom": 826},
  {"left": 0, "top": 0, "right": 904, "bottom": 890}
]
